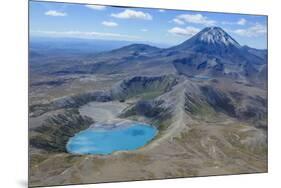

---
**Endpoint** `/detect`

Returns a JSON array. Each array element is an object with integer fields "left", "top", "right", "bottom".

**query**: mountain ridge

[{"left": 33, "top": 26, "right": 267, "bottom": 84}]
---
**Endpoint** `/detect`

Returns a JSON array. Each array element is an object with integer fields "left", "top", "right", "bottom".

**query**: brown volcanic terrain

[{"left": 29, "top": 27, "right": 267, "bottom": 187}]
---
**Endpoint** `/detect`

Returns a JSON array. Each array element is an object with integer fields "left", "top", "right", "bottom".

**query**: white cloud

[
  {"left": 173, "top": 14, "right": 216, "bottom": 26},
  {"left": 102, "top": 21, "right": 118, "bottom": 27},
  {"left": 232, "top": 23, "right": 267, "bottom": 37},
  {"left": 31, "top": 30, "right": 140, "bottom": 40},
  {"left": 173, "top": 18, "right": 185, "bottom": 25},
  {"left": 141, "top": 29, "right": 148, "bottom": 32},
  {"left": 158, "top": 9, "right": 165, "bottom": 12},
  {"left": 111, "top": 9, "right": 152, "bottom": 20},
  {"left": 45, "top": 10, "right": 67, "bottom": 17},
  {"left": 85, "top": 5, "right": 106, "bottom": 10},
  {"left": 237, "top": 18, "right": 247, "bottom": 25},
  {"left": 222, "top": 18, "right": 247, "bottom": 25},
  {"left": 168, "top": 26, "right": 200, "bottom": 37}
]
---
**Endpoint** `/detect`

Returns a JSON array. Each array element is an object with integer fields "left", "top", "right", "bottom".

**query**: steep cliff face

[
  {"left": 110, "top": 75, "right": 178, "bottom": 100},
  {"left": 30, "top": 109, "right": 93, "bottom": 153},
  {"left": 30, "top": 75, "right": 178, "bottom": 117}
]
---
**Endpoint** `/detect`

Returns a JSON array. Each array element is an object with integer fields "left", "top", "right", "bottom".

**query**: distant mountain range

[
  {"left": 29, "top": 37, "right": 170, "bottom": 56},
  {"left": 31, "top": 27, "right": 267, "bottom": 84}
]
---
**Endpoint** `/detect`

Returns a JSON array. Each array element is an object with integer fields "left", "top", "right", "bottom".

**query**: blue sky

[{"left": 29, "top": 1, "right": 267, "bottom": 49}]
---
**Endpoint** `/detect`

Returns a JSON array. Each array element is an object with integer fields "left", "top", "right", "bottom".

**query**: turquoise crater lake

[{"left": 66, "top": 123, "right": 157, "bottom": 155}]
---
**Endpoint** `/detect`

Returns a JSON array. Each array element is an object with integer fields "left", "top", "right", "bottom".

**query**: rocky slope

[
  {"left": 29, "top": 26, "right": 268, "bottom": 187},
  {"left": 29, "top": 75, "right": 267, "bottom": 187},
  {"left": 30, "top": 109, "right": 93, "bottom": 153}
]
